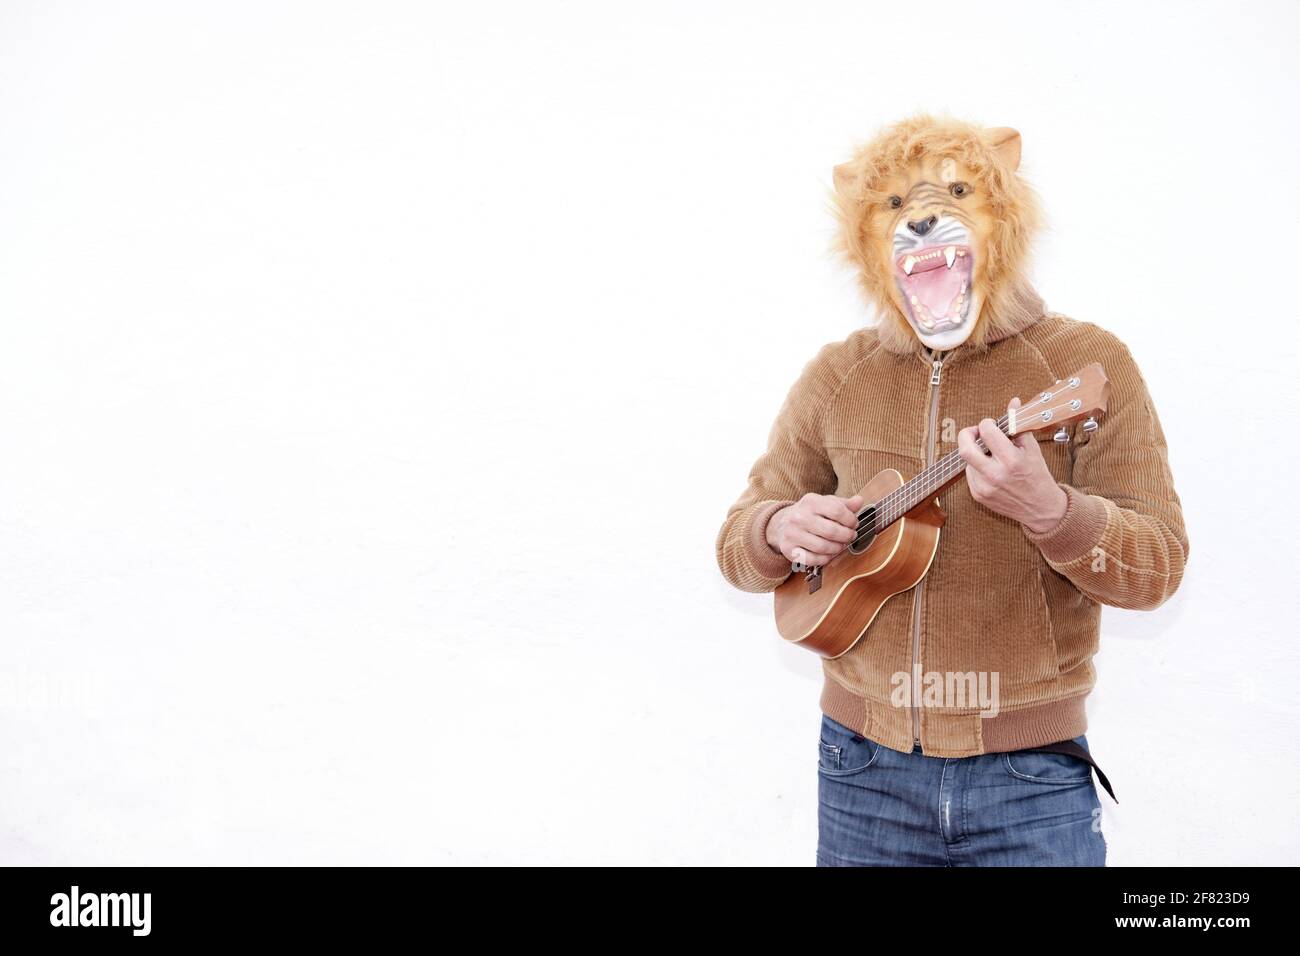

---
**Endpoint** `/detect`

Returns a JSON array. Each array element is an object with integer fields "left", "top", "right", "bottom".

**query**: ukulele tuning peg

[
  {"left": 1082, "top": 417, "right": 1098, "bottom": 433},
  {"left": 1053, "top": 427, "right": 1070, "bottom": 443}
]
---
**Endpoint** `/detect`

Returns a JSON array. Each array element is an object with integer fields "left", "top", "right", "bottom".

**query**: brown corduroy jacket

[{"left": 715, "top": 290, "right": 1188, "bottom": 757}]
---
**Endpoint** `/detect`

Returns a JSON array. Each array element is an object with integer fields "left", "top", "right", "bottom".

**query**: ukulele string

[
  {"left": 849, "top": 404, "right": 1072, "bottom": 546},
  {"left": 836, "top": 377, "right": 1092, "bottom": 555},
  {"left": 862, "top": 413, "right": 1010, "bottom": 530},
  {"left": 862, "top": 384, "right": 1085, "bottom": 528}
]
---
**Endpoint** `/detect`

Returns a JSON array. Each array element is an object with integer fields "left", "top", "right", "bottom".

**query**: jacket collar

[{"left": 883, "top": 280, "right": 1047, "bottom": 365}]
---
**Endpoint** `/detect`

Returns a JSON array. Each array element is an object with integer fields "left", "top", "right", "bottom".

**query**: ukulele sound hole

[{"left": 847, "top": 505, "right": 876, "bottom": 555}]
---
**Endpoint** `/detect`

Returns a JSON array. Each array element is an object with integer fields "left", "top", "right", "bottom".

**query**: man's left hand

[{"left": 957, "top": 397, "right": 1068, "bottom": 535}]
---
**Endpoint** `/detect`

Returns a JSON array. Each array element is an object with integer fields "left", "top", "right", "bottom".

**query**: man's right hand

[{"left": 765, "top": 493, "right": 864, "bottom": 567}]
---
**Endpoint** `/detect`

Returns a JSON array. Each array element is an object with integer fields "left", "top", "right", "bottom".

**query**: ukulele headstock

[{"left": 1007, "top": 362, "right": 1110, "bottom": 438}]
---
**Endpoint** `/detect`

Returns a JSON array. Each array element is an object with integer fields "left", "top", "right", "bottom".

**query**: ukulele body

[{"left": 773, "top": 468, "right": 946, "bottom": 659}]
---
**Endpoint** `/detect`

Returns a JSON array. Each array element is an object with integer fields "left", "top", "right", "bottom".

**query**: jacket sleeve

[
  {"left": 715, "top": 342, "right": 843, "bottom": 593},
  {"left": 1022, "top": 340, "right": 1189, "bottom": 610}
]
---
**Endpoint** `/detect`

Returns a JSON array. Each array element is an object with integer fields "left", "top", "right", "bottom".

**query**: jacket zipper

[{"left": 911, "top": 349, "right": 945, "bottom": 748}]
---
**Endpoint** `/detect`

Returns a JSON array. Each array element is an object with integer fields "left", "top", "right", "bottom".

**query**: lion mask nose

[{"left": 907, "top": 215, "right": 938, "bottom": 237}]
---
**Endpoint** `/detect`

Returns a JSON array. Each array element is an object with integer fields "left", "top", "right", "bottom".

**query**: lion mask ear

[
  {"left": 986, "top": 127, "right": 1022, "bottom": 172},
  {"left": 832, "top": 161, "right": 858, "bottom": 194}
]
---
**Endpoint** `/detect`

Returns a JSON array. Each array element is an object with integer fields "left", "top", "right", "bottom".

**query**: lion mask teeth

[{"left": 901, "top": 246, "right": 962, "bottom": 276}]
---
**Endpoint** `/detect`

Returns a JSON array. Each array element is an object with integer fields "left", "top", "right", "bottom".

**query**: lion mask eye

[{"left": 949, "top": 182, "right": 970, "bottom": 198}]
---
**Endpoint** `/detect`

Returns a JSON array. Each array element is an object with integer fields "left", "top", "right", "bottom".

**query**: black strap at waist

[{"left": 1015, "top": 740, "right": 1117, "bottom": 804}]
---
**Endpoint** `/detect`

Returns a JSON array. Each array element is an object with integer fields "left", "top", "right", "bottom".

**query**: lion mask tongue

[{"left": 898, "top": 244, "right": 971, "bottom": 327}]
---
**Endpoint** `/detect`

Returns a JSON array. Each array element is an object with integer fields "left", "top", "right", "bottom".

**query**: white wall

[{"left": 0, "top": 0, "right": 1296, "bottom": 865}]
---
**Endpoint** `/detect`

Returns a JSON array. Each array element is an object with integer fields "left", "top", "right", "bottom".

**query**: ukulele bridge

[
  {"left": 803, "top": 564, "right": 822, "bottom": 594},
  {"left": 789, "top": 560, "right": 822, "bottom": 592}
]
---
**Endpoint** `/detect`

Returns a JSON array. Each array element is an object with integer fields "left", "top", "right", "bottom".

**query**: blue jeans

[{"left": 816, "top": 713, "right": 1106, "bottom": 866}]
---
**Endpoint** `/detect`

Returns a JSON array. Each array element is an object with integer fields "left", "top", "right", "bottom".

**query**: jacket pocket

[
  {"left": 1035, "top": 568, "right": 1062, "bottom": 677},
  {"left": 826, "top": 444, "right": 919, "bottom": 500},
  {"left": 924, "top": 526, "right": 1063, "bottom": 699}
]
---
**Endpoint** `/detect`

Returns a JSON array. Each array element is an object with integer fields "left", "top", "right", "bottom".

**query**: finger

[
  {"left": 1013, "top": 426, "right": 1044, "bottom": 454},
  {"left": 965, "top": 425, "right": 1006, "bottom": 482},
  {"left": 812, "top": 493, "right": 863, "bottom": 529},
  {"left": 806, "top": 513, "right": 856, "bottom": 544},
  {"left": 785, "top": 522, "right": 837, "bottom": 554},
  {"left": 808, "top": 527, "right": 852, "bottom": 556},
  {"left": 958, "top": 425, "right": 997, "bottom": 477},
  {"left": 789, "top": 529, "right": 843, "bottom": 562},
  {"left": 978, "top": 417, "right": 1017, "bottom": 467}
]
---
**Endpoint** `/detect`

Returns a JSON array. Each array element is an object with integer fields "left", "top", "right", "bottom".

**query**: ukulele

[{"left": 774, "top": 363, "right": 1110, "bottom": 658}]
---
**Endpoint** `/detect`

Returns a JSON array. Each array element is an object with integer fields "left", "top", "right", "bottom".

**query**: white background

[{"left": 1, "top": 0, "right": 1297, "bottom": 865}]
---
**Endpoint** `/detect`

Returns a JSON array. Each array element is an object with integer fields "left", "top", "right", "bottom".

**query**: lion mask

[{"left": 830, "top": 114, "right": 1044, "bottom": 352}]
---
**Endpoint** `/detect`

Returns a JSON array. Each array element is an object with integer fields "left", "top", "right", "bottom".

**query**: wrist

[
  {"left": 1022, "top": 485, "right": 1110, "bottom": 564},
  {"left": 764, "top": 505, "right": 790, "bottom": 551},
  {"left": 1023, "top": 484, "right": 1068, "bottom": 535}
]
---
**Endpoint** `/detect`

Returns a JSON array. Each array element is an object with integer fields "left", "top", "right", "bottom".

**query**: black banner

[{"left": 0, "top": 865, "right": 1286, "bottom": 942}]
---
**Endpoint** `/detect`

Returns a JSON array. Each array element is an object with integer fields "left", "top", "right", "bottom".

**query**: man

[{"left": 715, "top": 114, "right": 1188, "bottom": 866}]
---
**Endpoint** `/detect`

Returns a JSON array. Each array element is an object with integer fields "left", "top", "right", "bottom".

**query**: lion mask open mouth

[{"left": 893, "top": 226, "right": 974, "bottom": 337}]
